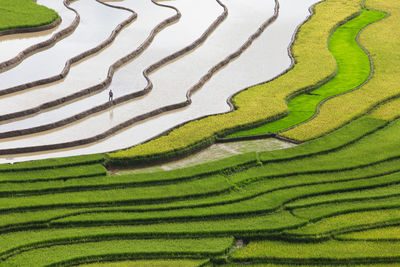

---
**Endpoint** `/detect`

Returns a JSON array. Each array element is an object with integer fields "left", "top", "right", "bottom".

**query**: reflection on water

[
  {"left": 109, "top": 107, "right": 114, "bottom": 121},
  {"left": 0, "top": 0, "right": 322, "bottom": 163},
  {"left": 0, "top": 0, "right": 130, "bottom": 100},
  {"left": 0, "top": 0, "right": 211, "bottom": 131}
]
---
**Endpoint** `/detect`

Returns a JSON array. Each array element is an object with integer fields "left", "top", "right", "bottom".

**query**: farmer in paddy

[{"left": 109, "top": 89, "right": 113, "bottom": 102}]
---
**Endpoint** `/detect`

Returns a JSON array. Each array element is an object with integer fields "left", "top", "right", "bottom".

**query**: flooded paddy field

[
  {"left": 0, "top": 0, "right": 74, "bottom": 64},
  {"left": 0, "top": 0, "right": 321, "bottom": 163}
]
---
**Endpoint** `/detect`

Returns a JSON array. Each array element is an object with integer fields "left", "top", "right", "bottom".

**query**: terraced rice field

[
  {"left": 0, "top": 0, "right": 319, "bottom": 162},
  {"left": 0, "top": 0, "right": 59, "bottom": 33},
  {"left": 0, "top": 0, "right": 399, "bottom": 266}
]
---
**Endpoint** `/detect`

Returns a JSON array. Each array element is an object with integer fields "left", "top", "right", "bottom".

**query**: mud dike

[{"left": 0, "top": 0, "right": 321, "bottom": 163}]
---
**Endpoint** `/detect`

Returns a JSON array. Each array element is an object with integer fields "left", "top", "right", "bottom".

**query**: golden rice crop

[
  {"left": 110, "top": 0, "right": 362, "bottom": 159},
  {"left": 281, "top": 0, "right": 399, "bottom": 141},
  {"left": 368, "top": 97, "right": 400, "bottom": 121}
]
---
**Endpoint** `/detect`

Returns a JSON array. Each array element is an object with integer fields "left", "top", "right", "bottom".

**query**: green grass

[
  {"left": 287, "top": 182, "right": 400, "bottom": 209},
  {"left": 231, "top": 239, "right": 400, "bottom": 264},
  {"left": 1, "top": 155, "right": 399, "bottom": 232},
  {"left": 47, "top": 168, "right": 400, "bottom": 226},
  {"left": 258, "top": 116, "right": 387, "bottom": 162},
  {"left": 0, "top": 115, "right": 398, "bottom": 225},
  {"left": 107, "top": 0, "right": 362, "bottom": 162},
  {"left": 287, "top": 208, "right": 400, "bottom": 236},
  {"left": 369, "top": 98, "right": 400, "bottom": 121},
  {"left": 0, "top": 0, "right": 59, "bottom": 32},
  {"left": 258, "top": 118, "right": 400, "bottom": 174},
  {"left": 227, "top": 9, "right": 386, "bottom": 138},
  {"left": 221, "top": 264, "right": 399, "bottom": 267},
  {"left": 11, "top": 120, "right": 400, "bottom": 195},
  {"left": 2, "top": 238, "right": 233, "bottom": 267},
  {"left": 0, "top": 174, "right": 231, "bottom": 212},
  {"left": 0, "top": 110, "right": 399, "bottom": 265},
  {"left": 0, "top": 0, "right": 399, "bottom": 264},
  {"left": 0, "top": 155, "right": 258, "bottom": 196},
  {"left": 80, "top": 260, "right": 209, "bottom": 267},
  {"left": 47, "top": 192, "right": 393, "bottom": 229},
  {"left": 0, "top": 212, "right": 302, "bottom": 259},
  {"left": 282, "top": 0, "right": 400, "bottom": 141},
  {"left": 220, "top": 119, "right": 400, "bottom": 187},
  {"left": 3, "top": 144, "right": 400, "bottom": 216},
  {"left": 289, "top": 196, "right": 400, "bottom": 223},
  {"left": 337, "top": 225, "right": 400, "bottom": 240},
  {"left": 0, "top": 164, "right": 107, "bottom": 183}
]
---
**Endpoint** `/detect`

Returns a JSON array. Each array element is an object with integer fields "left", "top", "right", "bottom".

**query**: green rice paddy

[
  {"left": 227, "top": 9, "right": 386, "bottom": 138},
  {"left": 1, "top": 108, "right": 400, "bottom": 265},
  {"left": 1, "top": 0, "right": 400, "bottom": 265},
  {"left": 0, "top": 0, "right": 59, "bottom": 32}
]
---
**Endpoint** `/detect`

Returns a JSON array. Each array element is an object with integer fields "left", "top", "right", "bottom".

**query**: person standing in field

[{"left": 109, "top": 89, "right": 113, "bottom": 102}]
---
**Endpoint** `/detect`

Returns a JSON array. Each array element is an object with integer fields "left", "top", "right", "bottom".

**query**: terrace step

[
  {"left": 0, "top": 0, "right": 322, "bottom": 162},
  {"left": 0, "top": 0, "right": 76, "bottom": 74}
]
